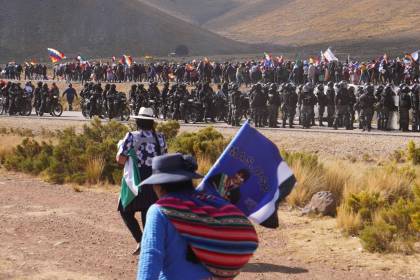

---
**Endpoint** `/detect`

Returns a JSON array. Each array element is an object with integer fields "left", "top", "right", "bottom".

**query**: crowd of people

[
  {"left": 2, "top": 52, "right": 419, "bottom": 86},
  {"left": 0, "top": 62, "right": 48, "bottom": 80},
  {"left": 2, "top": 54, "right": 420, "bottom": 132}
]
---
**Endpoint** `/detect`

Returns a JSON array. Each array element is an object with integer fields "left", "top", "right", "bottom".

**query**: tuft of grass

[
  {"left": 336, "top": 203, "right": 363, "bottom": 236},
  {"left": 86, "top": 157, "right": 106, "bottom": 185},
  {"left": 286, "top": 159, "right": 325, "bottom": 207},
  {"left": 197, "top": 155, "right": 214, "bottom": 175}
]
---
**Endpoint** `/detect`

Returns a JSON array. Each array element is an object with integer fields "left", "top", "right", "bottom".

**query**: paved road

[{"left": 1, "top": 110, "right": 420, "bottom": 138}]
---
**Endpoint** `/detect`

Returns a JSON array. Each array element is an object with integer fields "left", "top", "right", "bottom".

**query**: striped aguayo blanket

[{"left": 157, "top": 192, "right": 259, "bottom": 279}]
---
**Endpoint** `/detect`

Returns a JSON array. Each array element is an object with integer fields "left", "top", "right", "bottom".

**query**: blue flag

[{"left": 198, "top": 121, "right": 296, "bottom": 228}]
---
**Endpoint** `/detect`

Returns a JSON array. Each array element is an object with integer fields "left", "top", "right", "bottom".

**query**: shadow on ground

[{"left": 243, "top": 263, "right": 309, "bottom": 274}]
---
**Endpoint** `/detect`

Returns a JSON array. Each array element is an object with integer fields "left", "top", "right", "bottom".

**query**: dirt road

[
  {"left": 0, "top": 170, "right": 418, "bottom": 280},
  {"left": 1, "top": 116, "right": 419, "bottom": 162}
]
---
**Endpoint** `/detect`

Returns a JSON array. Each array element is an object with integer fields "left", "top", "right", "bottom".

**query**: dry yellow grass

[{"left": 85, "top": 157, "right": 106, "bottom": 185}]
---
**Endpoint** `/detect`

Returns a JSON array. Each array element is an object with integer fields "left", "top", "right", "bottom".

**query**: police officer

[
  {"left": 381, "top": 85, "right": 397, "bottom": 131},
  {"left": 348, "top": 86, "right": 357, "bottom": 130},
  {"left": 250, "top": 83, "right": 265, "bottom": 127},
  {"left": 316, "top": 84, "right": 327, "bottom": 126},
  {"left": 358, "top": 85, "right": 376, "bottom": 132},
  {"left": 399, "top": 85, "right": 411, "bottom": 132},
  {"left": 326, "top": 81, "right": 335, "bottom": 127},
  {"left": 299, "top": 83, "right": 317, "bottom": 129},
  {"left": 267, "top": 83, "right": 281, "bottom": 128},
  {"left": 281, "top": 83, "right": 298, "bottom": 128},
  {"left": 411, "top": 85, "right": 420, "bottom": 132},
  {"left": 333, "top": 81, "right": 351, "bottom": 130},
  {"left": 230, "top": 83, "right": 242, "bottom": 126}
]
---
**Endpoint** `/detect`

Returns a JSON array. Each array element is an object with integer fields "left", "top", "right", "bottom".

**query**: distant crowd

[{"left": 1, "top": 54, "right": 419, "bottom": 86}]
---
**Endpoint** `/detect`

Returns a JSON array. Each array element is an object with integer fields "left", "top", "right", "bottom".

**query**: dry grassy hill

[
  {"left": 209, "top": 0, "right": 420, "bottom": 46},
  {"left": 137, "top": 0, "right": 241, "bottom": 25},
  {"left": 0, "top": 0, "right": 255, "bottom": 62},
  {"left": 141, "top": 0, "right": 420, "bottom": 56}
]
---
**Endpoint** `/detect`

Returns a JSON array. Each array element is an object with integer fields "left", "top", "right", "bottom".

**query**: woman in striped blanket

[{"left": 137, "top": 153, "right": 259, "bottom": 280}]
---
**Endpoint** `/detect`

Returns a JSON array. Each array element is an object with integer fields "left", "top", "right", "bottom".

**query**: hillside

[
  {"left": 208, "top": 0, "right": 420, "bottom": 46},
  {"left": 0, "top": 0, "right": 255, "bottom": 62},
  {"left": 137, "top": 0, "right": 241, "bottom": 25},
  {"left": 141, "top": 0, "right": 420, "bottom": 56}
]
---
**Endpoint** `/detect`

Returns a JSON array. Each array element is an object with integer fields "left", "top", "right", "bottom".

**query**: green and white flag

[{"left": 119, "top": 147, "right": 141, "bottom": 209}]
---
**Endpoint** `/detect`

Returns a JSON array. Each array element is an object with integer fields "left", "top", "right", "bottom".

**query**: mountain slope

[
  {"left": 137, "top": 0, "right": 241, "bottom": 25},
  {"left": 0, "top": 0, "right": 254, "bottom": 62},
  {"left": 140, "top": 0, "right": 420, "bottom": 54},
  {"left": 209, "top": 0, "right": 420, "bottom": 45}
]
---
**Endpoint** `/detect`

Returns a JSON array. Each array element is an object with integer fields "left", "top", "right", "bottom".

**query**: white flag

[{"left": 324, "top": 48, "right": 338, "bottom": 62}]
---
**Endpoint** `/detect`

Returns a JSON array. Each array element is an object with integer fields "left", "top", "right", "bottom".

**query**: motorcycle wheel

[{"left": 52, "top": 103, "right": 63, "bottom": 117}]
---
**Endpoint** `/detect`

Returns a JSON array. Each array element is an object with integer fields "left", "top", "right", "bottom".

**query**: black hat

[{"left": 140, "top": 153, "right": 202, "bottom": 186}]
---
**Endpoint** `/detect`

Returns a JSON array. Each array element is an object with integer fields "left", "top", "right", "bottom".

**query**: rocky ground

[{"left": 0, "top": 170, "right": 419, "bottom": 280}]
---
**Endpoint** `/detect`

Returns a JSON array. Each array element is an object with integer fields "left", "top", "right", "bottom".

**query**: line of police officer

[
  {"left": 3, "top": 79, "right": 419, "bottom": 132},
  {"left": 114, "top": 80, "right": 418, "bottom": 132}
]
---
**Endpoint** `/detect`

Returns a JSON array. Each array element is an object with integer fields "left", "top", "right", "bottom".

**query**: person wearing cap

[
  {"left": 137, "top": 153, "right": 258, "bottom": 280},
  {"left": 116, "top": 107, "right": 167, "bottom": 255}
]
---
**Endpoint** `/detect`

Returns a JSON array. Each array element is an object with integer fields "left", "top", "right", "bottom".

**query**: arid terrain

[
  {"left": 141, "top": 0, "right": 420, "bottom": 57},
  {"left": 1, "top": 170, "right": 418, "bottom": 280}
]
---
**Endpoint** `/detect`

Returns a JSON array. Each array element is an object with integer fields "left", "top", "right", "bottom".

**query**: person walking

[
  {"left": 116, "top": 107, "right": 167, "bottom": 255},
  {"left": 137, "top": 153, "right": 258, "bottom": 280},
  {"left": 62, "top": 83, "right": 77, "bottom": 111}
]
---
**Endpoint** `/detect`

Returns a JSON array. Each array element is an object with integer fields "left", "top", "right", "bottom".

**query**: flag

[
  {"left": 117, "top": 145, "right": 141, "bottom": 209},
  {"left": 408, "top": 51, "right": 419, "bottom": 62},
  {"left": 47, "top": 48, "right": 66, "bottom": 63},
  {"left": 123, "top": 55, "right": 133, "bottom": 66},
  {"left": 263, "top": 52, "right": 273, "bottom": 67},
  {"left": 76, "top": 55, "right": 87, "bottom": 63},
  {"left": 198, "top": 121, "right": 296, "bottom": 228},
  {"left": 323, "top": 48, "right": 338, "bottom": 62}
]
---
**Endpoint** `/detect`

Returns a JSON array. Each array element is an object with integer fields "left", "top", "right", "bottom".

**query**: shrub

[
  {"left": 281, "top": 149, "right": 322, "bottom": 171},
  {"left": 407, "top": 140, "right": 420, "bottom": 164},
  {"left": 339, "top": 183, "right": 420, "bottom": 253},
  {"left": 169, "top": 127, "right": 229, "bottom": 164},
  {"left": 4, "top": 138, "right": 53, "bottom": 174},
  {"left": 3, "top": 118, "right": 128, "bottom": 185},
  {"left": 359, "top": 219, "right": 397, "bottom": 253},
  {"left": 156, "top": 120, "right": 180, "bottom": 142}
]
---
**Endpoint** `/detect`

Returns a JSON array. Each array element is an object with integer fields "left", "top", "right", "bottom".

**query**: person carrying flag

[
  {"left": 137, "top": 153, "right": 258, "bottom": 279},
  {"left": 116, "top": 107, "right": 167, "bottom": 255}
]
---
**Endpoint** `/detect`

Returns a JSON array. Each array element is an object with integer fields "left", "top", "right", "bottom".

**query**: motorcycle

[{"left": 36, "top": 95, "right": 63, "bottom": 117}]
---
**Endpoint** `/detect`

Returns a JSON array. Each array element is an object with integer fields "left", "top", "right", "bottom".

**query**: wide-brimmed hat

[
  {"left": 140, "top": 153, "right": 203, "bottom": 186},
  {"left": 131, "top": 107, "right": 154, "bottom": 120}
]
